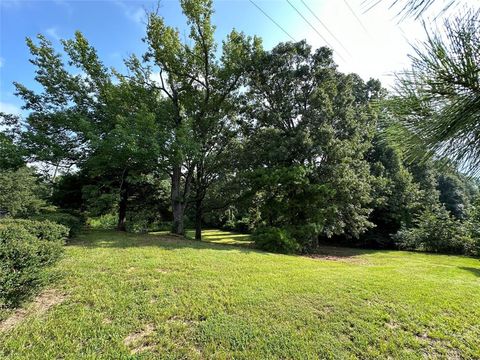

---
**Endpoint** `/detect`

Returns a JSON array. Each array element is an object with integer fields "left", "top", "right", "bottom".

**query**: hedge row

[{"left": 0, "top": 219, "right": 68, "bottom": 307}]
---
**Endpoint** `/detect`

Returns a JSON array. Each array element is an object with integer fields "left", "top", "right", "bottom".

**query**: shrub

[
  {"left": 0, "top": 219, "right": 67, "bottom": 307},
  {"left": 252, "top": 227, "right": 299, "bottom": 254},
  {"left": 287, "top": 224, "right": 322, "bottom": 251},
  {"left": 393, "top": 205, "right": 475, "bottom": 255},
  {"left": 30, "top": 211, "right": 83, "bottom": 237},
  {"left": 87, "top": 213, "right": 117, "bottom": 229}
]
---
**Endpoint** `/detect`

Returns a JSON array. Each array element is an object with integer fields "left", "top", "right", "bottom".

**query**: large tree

[
  {"left": 238, "top": 41, "right": 380, "bottom": 248},
  {"left": 12, "top": 32, "right": 163, "bottom": 230},
  {"left": 143, "top": 0, "right": 260, "bottom": 236}
]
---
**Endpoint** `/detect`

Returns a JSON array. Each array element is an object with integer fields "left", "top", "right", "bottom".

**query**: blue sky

[{"left": 0, "top": 0, "right": 475, "bottom": 116}]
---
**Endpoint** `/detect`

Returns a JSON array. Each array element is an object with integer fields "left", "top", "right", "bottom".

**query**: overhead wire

[
  {"left": 286, "top": 0, "right": 347, "bottom": 62},
  {"left": 300, "top": 0, "right": 352, "bottom": 57},
  {"left": 249, "top": 0, "right": 296, "bottom": 42},
  {"left": 344, "top": 0, "right": 371, "bottom": 37}
]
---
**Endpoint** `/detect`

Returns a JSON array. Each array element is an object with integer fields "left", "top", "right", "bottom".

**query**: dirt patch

[
  {"left": 124, "top": 324, "right": 155, "bottom": 354},
  {"left": 0, "top": 289, "right": 66, "bottom": 333},
  {"left": 156, "top": 268, "right": 171, "bottom": 273},
  {"left": 385, "top": 320, "right": 399, "bottom": 330},
  {"left": 167, "top": 316, "right": 196, "bottom": 326}
]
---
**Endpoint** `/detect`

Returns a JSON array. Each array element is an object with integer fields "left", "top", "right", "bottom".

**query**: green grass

[
  {"left": 1, "top": 230, "right": 479, "bottom": 359},
  {"left": 151, "top": 228, "right": 253, "bottom": 246}
]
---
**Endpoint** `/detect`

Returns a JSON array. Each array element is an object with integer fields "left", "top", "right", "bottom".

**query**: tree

[
  {"left": 390, "top": 9, "right": 480, "bottom": 176},
  {"left": 364, "top": 133, "right": 422, "bottom": 247},
  {"left": 238, "top": 41, "right": 379, "bottom": 248},
  {"left": 0, "top": 167, "right": 48, "bottom": 217},
  {"left": 143, "top": 0, "right": 260, "bottom": 236},
  {"left": 0, "top": 112, "right": 24, "bottom": 170},
  {"left": 13, "top": 32, "right": 164, "bottom": 231}
]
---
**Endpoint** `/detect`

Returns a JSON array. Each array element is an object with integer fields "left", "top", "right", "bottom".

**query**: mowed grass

[
  {"left": 185, "top": 229, "right": 253, "bottom": 246},
  {"left": 1, "top": 230, "right": 479, "bottom": 359},
  {"left": 152, "top": 228, "right": 253, "bottom": 246}
]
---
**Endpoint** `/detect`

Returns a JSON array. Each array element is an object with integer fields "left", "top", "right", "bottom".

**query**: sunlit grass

[
  {"left": 151, "top": 228, "right": 253, "bottom": 246},
  {"left": 1, "top": 230, "right": 479, "bottom": 359},
  {"left": 185, "top": 229, "right": 253, "bottom": 246}
]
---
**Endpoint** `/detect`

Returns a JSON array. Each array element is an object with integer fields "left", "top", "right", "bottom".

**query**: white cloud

[
  {"left": 113, "top": 1, "right": 146, "bottom": 25},
  {"left": 129, "top": 7, "right": 146, "bottom": 24},
  {"left": 46, "top": 27, "right": 61, "bottom": 40},
  {"left": 0, "top": 101, "right": 22, "bottom": 115},
  {"left": 0, "top": 57, "right": 4, "bottom": 68}
]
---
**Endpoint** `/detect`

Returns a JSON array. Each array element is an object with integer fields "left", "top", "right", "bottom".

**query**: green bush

[
  {"left": 87, "top": 213, "right": 117, "bottom": 229},
  {"left": 287, "top": 224, "right": 322, "bottom": 251},
  {"left": 253, "top": 227, "right": 299, "bottom": 254},
  {"left": 393, "top": 205, "right": 475, "bottom": 255},
  {"left": 30, "top": 211, "right": 83, "bottom": 237},
  {"left": 0, "top": 219, "right": 67, "bottom": 307}
]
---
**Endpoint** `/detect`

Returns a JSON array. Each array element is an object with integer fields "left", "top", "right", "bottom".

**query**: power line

[
  {"left": 343, "top": 0, "right": 371, "bottom": 36},
  {"left": 286, "top": 0, "right": 346, "bottom": 62},
  {"left": 300, "top": 0, "right": 352, "bottom": 57},
  {"left": 249, "top": 0, "right": 296, "bottom": 42},
  {"left": 361, "top": 0, "right": 383, "bottom": 14}
]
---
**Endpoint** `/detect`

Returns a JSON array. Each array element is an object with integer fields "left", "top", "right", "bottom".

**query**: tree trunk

[
  {"left": 117, "top": 172, "right": 128, "bottom": 232},
  {"left": 195, "top": 198, "right": 203, "bottom": 240},
  {"left": 171, "top": 165, "right": 185, "bottom": 235}
]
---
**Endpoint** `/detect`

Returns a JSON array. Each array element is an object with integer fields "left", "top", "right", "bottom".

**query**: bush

[
  {"left": 393, "top": 205, "right": 475, "bottom": 255},
  {"left": 30, "top": 211, "right": 83, "bottom": 237},
  {"left": 0, "top": 219, "right": 67, "bottom": 307},
  {"left": 87, "top": 213, "right": 117, "bottom": 229},
  {"left": 287, "top": 224, "right": 322, "bottom": 251},
  {"left": 252, "top": 227, "right": 299, "bottom": 254}
]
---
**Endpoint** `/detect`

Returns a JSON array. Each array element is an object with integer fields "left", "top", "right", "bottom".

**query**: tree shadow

[
  {"left": 458, "top": 267, "right": 480, "bottom": 277},
  {"left": 68, "top": 229, "right": 265, "bottom": 255},
  {"left": 68, "top": 230, "right": 383, "bottom": 260}
]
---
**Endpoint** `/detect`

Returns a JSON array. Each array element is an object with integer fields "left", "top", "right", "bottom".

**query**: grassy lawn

[
  {"left": 1, "top": 230, "right": 479, "bottom": 359},
  {"left": 151, "top": 228, "right": 253, "bottom": 246}
]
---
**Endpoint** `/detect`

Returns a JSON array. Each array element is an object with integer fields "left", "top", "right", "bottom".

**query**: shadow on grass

[
  {"left": 68, "top": 229, "right": 265, "bottom": 255},
  {"left": 312, "top": 245, "right": 378, "bottom": 258},
  {"left": 68, "top": 230, "right": 382, "bottom": 261},
  {"left": 458, "top": 266, "right": 480, "bottom": 277}
]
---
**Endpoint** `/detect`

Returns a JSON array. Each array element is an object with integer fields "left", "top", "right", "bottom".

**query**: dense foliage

[{"left": 1, "top": 0, "right": 478, "bottom": 256}]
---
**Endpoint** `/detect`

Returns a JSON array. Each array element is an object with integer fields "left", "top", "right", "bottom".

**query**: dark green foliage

[
  {"left": 393, "top": 205, "right": 475, "bottom": 255},
  {"left": 363, "top": 134, "right": 422, "bottom": 247},
  {"left": 29, "top": 212, "right": 83, "bottom": 237},
  {"left": 0, "top": 131, "right": 24, "bottom": 170},
  {"left": 437, "top": 172, "right": 471, "bottom": 219},
  {"left": 252, "top": 227, "right": 299, "bottom": 254},
  {"left": 0, "top": 167, "right": 48, "bottom": 217},
  {"left": 0, "top": 219, "right": 67, "bottom": 307},
  {"left": 3, "top": 0, "right": 477, "bottom": 258},
  {"left": 240, "top": 42, "right": 378, "bottom": 246},
  {"left": 50, "top": 173, "right": 87, "bottom": 211},
  {"left": 467, "top": 196, "right": 480, "bottom": 255}
]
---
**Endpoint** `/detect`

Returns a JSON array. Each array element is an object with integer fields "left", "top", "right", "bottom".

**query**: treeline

[{"left": 1, "top": 0, "right": 479, "bottom": 256}]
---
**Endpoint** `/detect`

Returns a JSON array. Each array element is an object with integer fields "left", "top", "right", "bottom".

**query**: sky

[{"left": 0, "top": 0, "right": 477, "bottom": 117}]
